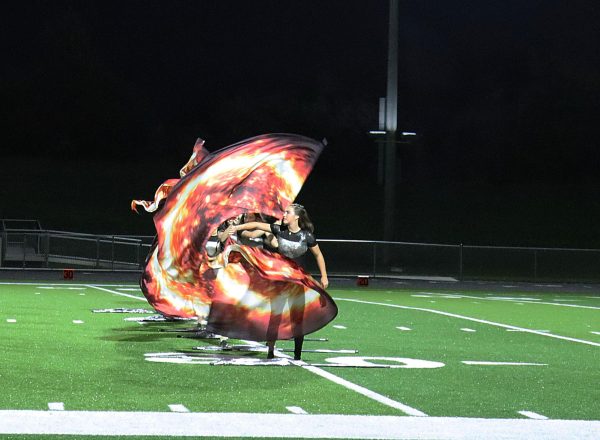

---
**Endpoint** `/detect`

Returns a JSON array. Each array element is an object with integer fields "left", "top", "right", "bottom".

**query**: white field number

[{"left": 144, "top": 353, "right": 445, "bottom": 368}]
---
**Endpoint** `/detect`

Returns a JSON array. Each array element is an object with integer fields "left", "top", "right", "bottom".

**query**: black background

[{"left": 2, "top": 1, "right": 600, "bottom": 247}]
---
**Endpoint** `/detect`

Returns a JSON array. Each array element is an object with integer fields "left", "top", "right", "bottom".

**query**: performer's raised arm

[{"left": 234, "top": 221, "right": 272, "bottom": 233}]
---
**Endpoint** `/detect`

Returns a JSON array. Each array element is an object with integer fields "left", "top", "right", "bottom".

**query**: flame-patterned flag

[{"left": 133, "top": 134, "right": 337, "bottom": 341}]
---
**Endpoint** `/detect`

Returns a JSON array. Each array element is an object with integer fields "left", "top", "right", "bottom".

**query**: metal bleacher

[
  {"left": 0, "top": 219, "right": 154, "bottom": 270},
  {"left": 0, "top": 219, "right": 45, "bottom": 267},
  {"left": 2, "top": 219, "right": 600, "bottom": 283}
]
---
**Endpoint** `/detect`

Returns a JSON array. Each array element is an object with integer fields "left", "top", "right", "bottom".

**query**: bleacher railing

[
  {"left": 2, "top": 229, "right": 600, "bottom": 283},
  {"left": 0, "top": 229, "right": 154, "bottom": 271}
]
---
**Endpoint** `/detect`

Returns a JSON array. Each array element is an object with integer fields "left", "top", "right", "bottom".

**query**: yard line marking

[
  {"left": 460, "top": 328, "right": 476, "bottom": 332},
  {"left": 591, "top": 331, "right": 600, "bottom": 336},
  {"left": 335, "top": 298, "right": 600, "bottom": 347},
  {"left": 302, "top": 365, "right": 428, "bottom": 417},
  {"left": 497, "top": 299, "right": 599, "bottom": 310},
  {"left": 333, "top": 325, "right": 347, "bottom": 329},
  {"left": 72, "top": 320, "right": 84, "bottom": 324},
  {"left": 117, "top": 288, "right": 141, "bottom": 292},
  {"left": 396, "top": 326, "right": 411, "bottom": 331},
  {"left": 286, "top": 406, "right": 308, "bottom": 415},
  {"left": 507, "top": 329, "right": 549, "bottom": 333},
  {"left": 6, "top": 319, "right": 16, "bottom": 323},
  {"left": 238, "top": 341, "right": 425, "bottom": 416},
  {"left": 85, "top": 285, "right": 146, "bottom": 301},
  {"left": 411, "top": 295, "right": 431, "bottom": 298},
  {"left": 519, "top": 411, "right": 549, "bottom": 420},
  {"left": 48, "top": 403, "right": 64, "bottom": 411},
  {"left": 462, "top": 361, "right": 547, "bottom": 366},
  {"left": 1, "top": 410, "right": 598, "bottom": 439},
  {"left": 431, "top": 292, "right": 600, "bottom": 310},
  {"left": 168, "top": 404, "right": 189, "bottom": 413}
]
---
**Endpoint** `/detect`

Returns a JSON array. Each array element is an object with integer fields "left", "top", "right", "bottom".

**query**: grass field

[{"left": 0, "top": 280, "right": 599, "bottom": 439}]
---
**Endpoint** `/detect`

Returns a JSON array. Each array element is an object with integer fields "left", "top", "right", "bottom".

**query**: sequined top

[{"left": 270, "top": 223, "right": 317, "bottom": 260}]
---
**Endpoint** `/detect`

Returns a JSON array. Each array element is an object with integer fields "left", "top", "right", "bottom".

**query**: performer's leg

[
  {"left": 293, "top": 336, "right": 304, "bottom": 360},
  {"left": 266, "top": 295, "right": 284, "bottom": 359},
  {"left": 290, "top": 289, "right": 305, "bottom": 360},
  {"left": 266, "top": 340, "right": 275, "bottom": 359}
]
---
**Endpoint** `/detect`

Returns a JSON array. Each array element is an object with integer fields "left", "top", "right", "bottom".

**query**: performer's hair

[
  {"left": 290, "top": 203, "right": 314, "bottom": 233},
  {"left": 244, "top": 212, "right": 265, "bottom": 223}
]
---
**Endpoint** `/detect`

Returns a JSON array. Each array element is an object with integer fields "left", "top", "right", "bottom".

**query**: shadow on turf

[
  {"left": 99, "top": 322, "right": 237, "bottom": 346},
  {"left": 100, "top": 323, "right": 200, "bottom": 342}
]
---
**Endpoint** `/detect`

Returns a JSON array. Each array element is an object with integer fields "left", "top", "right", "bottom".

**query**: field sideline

[{"left": 0, "top": 280, "right": 599, "bottom": 439}]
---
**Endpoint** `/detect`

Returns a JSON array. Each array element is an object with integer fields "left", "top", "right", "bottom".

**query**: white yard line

[
  {"left": 286, "top": 406, "right": 308, "bottom": 414},
  {"left": 85, "top": 285, "right": 145, "bottom": 301},
  {"left": 335, "top": 298, "right": 600, "bottom": 347},
  {"left": 431, "top": 292, "right": 600, "bottom": 310},
  {"left": 0, "top": 410, "right": 598, "bottom": 439},
  {"left": 519, "top": 411, "right": 549, "bottom": 420},
  {"left": 462, "top": 361, "right": 547, "bottom": 366},
  {"left": 236, "top": 340, "right": 426, "bottom": 416},
  {"left": 302, "top": 365, "right": 427, "bottom": 417},
  {"left": 507, "top": 329, "right": 549, "bottom": 333},
  {"left": 168, "top": 404, "right": 189, "bottom": 413}
]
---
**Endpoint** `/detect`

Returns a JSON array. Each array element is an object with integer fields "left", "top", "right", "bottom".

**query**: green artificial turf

[{"left": 1, "top": 282, "right": 598, "bottom": 429}]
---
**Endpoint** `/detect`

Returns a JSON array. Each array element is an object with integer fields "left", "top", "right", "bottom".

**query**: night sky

[{"left": 2, "top": 1, "right": 600, "bottom": 246}]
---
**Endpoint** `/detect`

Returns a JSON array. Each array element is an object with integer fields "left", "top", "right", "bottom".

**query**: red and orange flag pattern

[{"left": 132, "top": 134, "right": 337, "bottom": 341}]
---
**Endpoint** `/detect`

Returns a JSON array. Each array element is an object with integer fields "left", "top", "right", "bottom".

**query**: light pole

[
  {"left": 370, "top": 1, "right": 417, "bottom": 244},
  {"left": 383, "top": 0, "right": 399, "bottom": 242}
]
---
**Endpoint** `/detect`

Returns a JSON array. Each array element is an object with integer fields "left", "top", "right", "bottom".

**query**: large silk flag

[{"left": 132, "top": 134, "right": 337, "bottom": 341}]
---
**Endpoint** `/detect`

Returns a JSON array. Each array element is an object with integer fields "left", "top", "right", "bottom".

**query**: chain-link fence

[{"left": 2, "top": 229, "right": 600, "bottom": 283}]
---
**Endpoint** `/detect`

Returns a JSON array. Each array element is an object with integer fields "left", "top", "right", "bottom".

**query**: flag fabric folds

[{"left": 132, "top": 134, "right": 337, "bottom": 341}]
